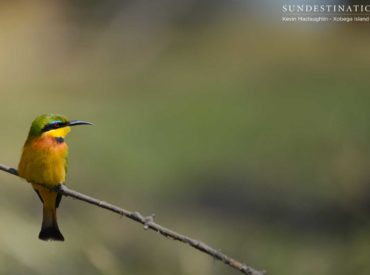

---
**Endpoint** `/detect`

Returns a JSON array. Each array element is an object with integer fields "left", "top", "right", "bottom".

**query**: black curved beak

[{"left": 68, "top": 120, "right": 94, "bottom": 126}]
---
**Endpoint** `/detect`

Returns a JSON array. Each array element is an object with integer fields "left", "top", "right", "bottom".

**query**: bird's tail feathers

[{"left": 39, "top": 205, "right": 64, "bottom": 241}]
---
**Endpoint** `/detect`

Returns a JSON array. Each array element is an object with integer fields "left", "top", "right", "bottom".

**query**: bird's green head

[{"left": 27, "top": 114, "right": 92, "bottom": 140}]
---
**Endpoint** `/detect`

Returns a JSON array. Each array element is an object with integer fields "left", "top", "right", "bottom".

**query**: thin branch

[
  {"left": 0, "top": 164, "right": 19, "bottom": 176},
  {"left": 0, "top": 163, "right": 265, "bottom": 275}
]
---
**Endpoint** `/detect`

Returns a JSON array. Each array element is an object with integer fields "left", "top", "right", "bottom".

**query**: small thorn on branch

[
  {"left": 143, "top": 214, "right": 154, "bottom": 230},
  {"left": 132, "top": 211, "right": 144, "bottom": 220}
]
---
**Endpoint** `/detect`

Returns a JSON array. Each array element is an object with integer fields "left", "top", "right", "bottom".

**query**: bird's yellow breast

[{"left": 18, "top": 136, "right": 69, "bottom": 186}]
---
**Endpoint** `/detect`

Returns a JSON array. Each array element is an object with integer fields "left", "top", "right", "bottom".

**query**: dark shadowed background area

[{"left": 1, "top": 1, "right": 370, "bottom": 274}]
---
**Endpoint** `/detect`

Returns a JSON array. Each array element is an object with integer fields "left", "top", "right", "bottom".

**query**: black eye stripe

[{"left": 42, "top": 122, "right": 67, "bottom": 132}]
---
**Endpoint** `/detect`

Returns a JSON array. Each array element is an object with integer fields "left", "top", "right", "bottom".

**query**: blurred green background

[{"left": 1, "top": 1, "right": 370, "bottom": 274}]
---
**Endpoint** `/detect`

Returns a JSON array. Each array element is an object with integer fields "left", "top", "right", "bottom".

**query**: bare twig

[
  {"left": 0, "top": 163, "right": 265, "bottom": 275},
  {"left": 0, "top": 164, "right": 19, "bottom": 176}
]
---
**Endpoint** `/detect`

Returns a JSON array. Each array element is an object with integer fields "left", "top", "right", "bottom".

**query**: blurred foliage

[{"left": 1, "top": 1, "right": 370, "bottom": 275}]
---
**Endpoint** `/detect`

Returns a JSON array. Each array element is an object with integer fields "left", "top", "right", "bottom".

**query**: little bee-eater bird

[{"left": 18, "top": 114, "right": 92, "bottom": 241}]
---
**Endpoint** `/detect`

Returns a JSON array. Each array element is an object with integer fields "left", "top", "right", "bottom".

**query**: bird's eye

[{"left": 53, "top": 123, "right": 59, "bottom": 128}]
